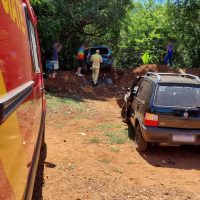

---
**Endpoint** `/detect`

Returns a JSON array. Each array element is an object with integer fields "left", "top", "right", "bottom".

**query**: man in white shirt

[{"left": 90, "top": 50, "right": 103, "bottom": 86}]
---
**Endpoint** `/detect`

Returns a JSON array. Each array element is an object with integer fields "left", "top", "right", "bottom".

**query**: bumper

[
  {"left": 141, "top": 126, "right": 200, "bottom": 144},
  {"left": 100, "top": 63, "right": 112, "bottom": 69}
]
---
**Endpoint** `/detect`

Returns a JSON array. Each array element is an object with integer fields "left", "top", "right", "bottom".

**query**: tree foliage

[
  {"left": 31, "top": 0, "right": 200, "bottom": 68},
  {"left": 31, "top": 0, "right": 131, "bottom": 69},
  {"left": 167, "top": 0, "right": 200, "bottom": 67},
  {"left": 117, "top": 1, "right": 172, "bottom": 67},
  {"left": 117, "top": 0, "right": 200, "bottom": 67}
]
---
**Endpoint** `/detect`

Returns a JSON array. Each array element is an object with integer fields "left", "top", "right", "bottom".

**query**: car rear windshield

[
  {"left": 90, "top": 48, "right": 108, "bottom": 55},
  {"left": 154, "top": 85, "right": 200, "bottom": 107}
]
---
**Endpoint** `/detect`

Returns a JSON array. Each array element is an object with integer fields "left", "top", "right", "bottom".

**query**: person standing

[
  {"left": 50, "top": 42, "right": 62, "bottom": 78},
  {"left": 76, "top": 44, "right": 85, "bottom": 77},
  {"left": 164, "top": 43, "right": 173, "bottom": 67},
  {"left": 90, "top": 49, "right": 103, "bottom": 86}
]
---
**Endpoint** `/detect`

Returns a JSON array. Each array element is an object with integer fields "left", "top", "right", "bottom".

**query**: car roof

[{"left": 145, "top": 73, "right": 200, "bottom": 85}]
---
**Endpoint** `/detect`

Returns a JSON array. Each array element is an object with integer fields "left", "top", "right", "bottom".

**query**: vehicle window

[
  {"left": 155, "top": 85, "right": 200, "bottom": 107},
  {"left": 90, "top": 48, "right": 108, "bottom": 55},
  {"left": 136, "top": 80, "right": 150, "bottom": 101},
  {"left": 132, "top": 78, "right": 144, "bottom": 94},
  {"left": 25, "top": 8, "right": 40, "bottom": 73}
]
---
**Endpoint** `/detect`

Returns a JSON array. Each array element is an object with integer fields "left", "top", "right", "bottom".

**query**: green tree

[
  {"left": 117, "top": 1, "right": 172, "bottom": 67},
  {"left": 31, "top": 0, "right": 131, "bottom": 69},
  {"left": 167, "top": 0, "right": 200, "bottom": 67}
]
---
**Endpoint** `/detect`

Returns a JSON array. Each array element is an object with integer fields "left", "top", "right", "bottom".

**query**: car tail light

[{"left": 144, "top": 113, "right": 158, "bottom": 127}]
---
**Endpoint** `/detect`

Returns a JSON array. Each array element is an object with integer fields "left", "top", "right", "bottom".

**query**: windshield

[
  {"left": 154, "top": 85, "right": 200, "bottom": 107},
  {"left": 90, "top": 48, "right": 108, "bottom": 55}
]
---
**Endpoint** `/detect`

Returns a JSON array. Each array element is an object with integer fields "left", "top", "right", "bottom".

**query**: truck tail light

[{"left": 144, "top": 113, "right": 158, "bottom": 127}]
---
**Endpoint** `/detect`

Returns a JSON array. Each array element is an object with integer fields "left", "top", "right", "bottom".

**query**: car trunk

[
  {"left": 155, "top": 108, "right": 200, "bottom": 129},
  {"left": 153, "top": 84, "right": 200, "bottom": 129},
  {"left": 90, "top": 48, "right": 109, "bottom": 55}
]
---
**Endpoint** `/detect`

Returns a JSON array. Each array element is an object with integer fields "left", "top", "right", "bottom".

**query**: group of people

[
  {"left": 47, "top": 41, "right": 174, "bottom": 84},
  {"left": 48, "top": 43, "right": 103, "bottom": 86},
  {"left": 76, "top": 44, "right": 102, "bottom": 86}
]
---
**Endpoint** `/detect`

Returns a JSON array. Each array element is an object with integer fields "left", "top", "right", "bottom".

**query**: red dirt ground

[{"left": 33, "top": 65, "right": 200, "bottom": 200}]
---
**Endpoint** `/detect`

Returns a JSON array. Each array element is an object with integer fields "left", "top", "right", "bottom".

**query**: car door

[
  {"left": 130, "top": 78, "right": 144, "bottom": 124},
  {"left": 24, "top": 3, "right": 43, "bottom": 146},
  {"left": 132, "top": 80, "right": 151, "bottom": 125}
]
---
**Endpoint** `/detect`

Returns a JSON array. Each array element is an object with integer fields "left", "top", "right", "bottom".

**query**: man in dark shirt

[{"left": 164, "top": 43, "right": 173, "bottom": 67}]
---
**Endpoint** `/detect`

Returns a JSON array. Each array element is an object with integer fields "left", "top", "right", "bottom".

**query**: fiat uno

[{"left": 122, "top": 72, "right": 200, "bottom": 152}]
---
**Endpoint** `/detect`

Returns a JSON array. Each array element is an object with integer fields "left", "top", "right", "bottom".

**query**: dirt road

[{"left": 33, "top": 68, "right": 200, "bottom": 200}]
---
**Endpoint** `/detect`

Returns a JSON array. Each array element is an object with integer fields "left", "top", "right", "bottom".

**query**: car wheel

[
  {"left": 135, "top": 124, "right": 149, "bottom": 152},
  {"left": 121, "top": 103, "right": 130, "bottom": 123}
]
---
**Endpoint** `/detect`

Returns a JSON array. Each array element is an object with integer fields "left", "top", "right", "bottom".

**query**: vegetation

[
  {"left": 31, "top": 0, "right": 131, "bottom": 69},
  {"left": 46, "top": 93, "right": 86, "bottom": 112},
  {"left": 89, "top": 137, "right": 101, "bottom": 144},
  {"left": 110, "top": 146, "right": 120, "bottom": 153},
  {"left": 31, "top": 0, "right": 200, "bottom": 68}
]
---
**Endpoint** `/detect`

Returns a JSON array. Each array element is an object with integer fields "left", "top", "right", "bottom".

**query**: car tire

[
  {"left": 121, "top": 103, "right": 130, "bottom": 123},
  {"left": 135, "top": 124, "right": 149, "bottom": 152}
]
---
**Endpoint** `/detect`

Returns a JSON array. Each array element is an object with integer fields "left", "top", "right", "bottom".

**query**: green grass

[
  {"left": 96, "top": 123, "right": 121, "bottom": 131},
  {"left": 67, "top": 163, "right": 76, "bottom": 171},
  {"left": 110, "top": 146, "right": 120, "bottom": 153},
  {"left": 112, "top": 168, "right": 123, "bottom": 174},
  {"left": 105, "top": 131, "right": 128, "bottom": 145},
  {"left": 46, "top": 93, "right": 86, "bottom": 112},
  {"left": 89, "top": 137, "right": 101, "bottom": 144},
  {"left": 99, "top": 159, "right": 111, "bottom": 164}
]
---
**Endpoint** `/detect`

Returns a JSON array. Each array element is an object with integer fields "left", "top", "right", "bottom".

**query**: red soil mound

[{"left": 44, "top": 65, "right": 200, "bottom": 95}]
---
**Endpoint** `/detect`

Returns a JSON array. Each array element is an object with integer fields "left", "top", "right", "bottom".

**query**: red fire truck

[{"left": 0, "top": 0, "right": 46, "bottom": 199}]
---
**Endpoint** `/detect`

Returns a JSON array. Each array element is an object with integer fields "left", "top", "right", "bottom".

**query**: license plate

[{"left": 172, "top": 135, "right": 195, "bottom": 143}]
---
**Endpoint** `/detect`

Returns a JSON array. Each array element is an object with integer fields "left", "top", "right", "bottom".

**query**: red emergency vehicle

[{"left": 0, "top": 0, "right": 46, "bottom": 199}]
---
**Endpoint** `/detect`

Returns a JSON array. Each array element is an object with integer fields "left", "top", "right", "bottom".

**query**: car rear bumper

[
  {"left": 100, "top": 63, "right": 112, "bottom": 69},
  {"left": 141, "top": 125, "right": 200, "bottom": 144}
]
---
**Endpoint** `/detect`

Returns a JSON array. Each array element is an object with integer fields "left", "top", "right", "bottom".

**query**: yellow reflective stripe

[{"left": 0, "top": 72, "right": 28, "bottom": 200}]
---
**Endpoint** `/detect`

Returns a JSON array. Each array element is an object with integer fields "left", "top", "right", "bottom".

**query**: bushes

[{"left": 31, "top": 0, "right": 200, "bottom": 69}]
